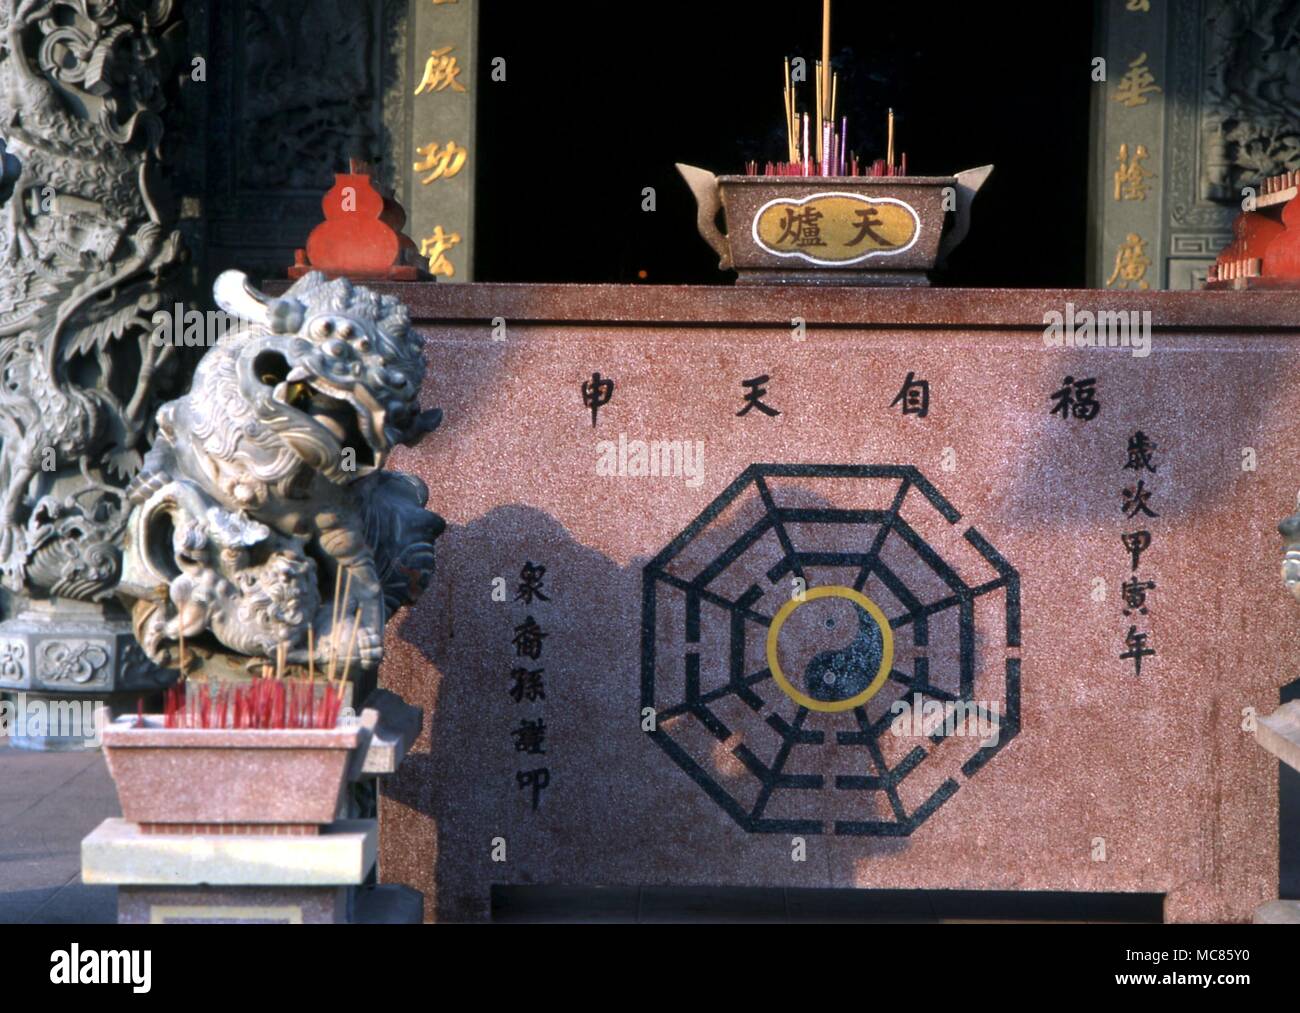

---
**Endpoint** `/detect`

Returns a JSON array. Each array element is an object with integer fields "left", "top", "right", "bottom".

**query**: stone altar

[{"left": 360, "top": 282, "right": 1292, "bottom": 923}]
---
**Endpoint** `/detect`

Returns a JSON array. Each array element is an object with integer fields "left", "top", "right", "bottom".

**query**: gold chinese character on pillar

[
  {"left": 414, "top": 141, "right": 468, "bottom": 184},
  {"left": 1106, "top": 232, "right": 1152, "bottom": 289},
  {"left": 1113, "top": 52, "right": 1161, "bottom": 108},
  {"left": 1113, "top": 143, "right": 1155, "bottom": 201},
  {"left": 1125, "top": 0, "right": 1150, "bottom": 11},
  {"left": 420, "top": 226, "right": 462, "bottom": 277},
  {"left": 415, "top": 45, "right": 468, "bottom": 95}
]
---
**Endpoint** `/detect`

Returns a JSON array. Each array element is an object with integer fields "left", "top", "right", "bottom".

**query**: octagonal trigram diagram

[{"left": 641, "top": 464, "right": 1020, "bottom": 836}]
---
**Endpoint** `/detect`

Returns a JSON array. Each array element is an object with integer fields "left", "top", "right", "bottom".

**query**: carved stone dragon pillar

[{"left": 0, "top": 0, "right": 188, "bottom": 745}]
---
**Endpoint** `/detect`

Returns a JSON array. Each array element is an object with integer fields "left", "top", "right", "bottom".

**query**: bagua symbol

[{"left": 640, "top": 464, "right": 1020, "bottom": 836}]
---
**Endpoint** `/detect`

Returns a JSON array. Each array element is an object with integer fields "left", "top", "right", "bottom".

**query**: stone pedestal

[
  {"left": 1256, "top": 701, "right": 1300, "bottom": 773},
  {"left": 1253, "top": 899, "right": 1300, "bottom": 924},
  {"left": 81, "top": 818, "right": 395, "bottom": 925},
  {"left": 0, "top": 603, "right": 172, "bottom": 751},
  {"left": 81, "top": 693, "right": 426, "bottom": 923},
  {"left": 1254, "top": 702, "right": 1300, "bottom": 921},
  {"left": 118, "top": 886, "right": 350, "bottom": 925}
]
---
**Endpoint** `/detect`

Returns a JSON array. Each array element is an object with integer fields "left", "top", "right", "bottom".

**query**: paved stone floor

[
  {"left": 0, "top": 737, "right": 118, "bottom": 923},
  {"left": 1, "top": 732, "right": 1296, "bottom": 924}
]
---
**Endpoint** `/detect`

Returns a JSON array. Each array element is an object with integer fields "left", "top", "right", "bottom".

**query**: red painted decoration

[
  {"left": 288, "top": 160, "right": 421, "bottom": 281},
  {"left": 1207, "top": 169, "right": 1300, "bottom": 288}
]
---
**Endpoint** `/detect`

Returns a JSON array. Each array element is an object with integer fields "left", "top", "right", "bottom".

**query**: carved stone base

[{"left": 0, "top": 602, "right": 174, "bottom": 751}]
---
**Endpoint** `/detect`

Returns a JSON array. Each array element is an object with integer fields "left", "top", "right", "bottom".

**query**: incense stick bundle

[{"left": 755, "top": 1, "right": 909, "bottom": 180}]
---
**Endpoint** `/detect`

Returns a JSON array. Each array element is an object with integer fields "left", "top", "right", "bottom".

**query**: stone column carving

[{"left": 0, "top": 0, "right": 188, "bottom": 744}]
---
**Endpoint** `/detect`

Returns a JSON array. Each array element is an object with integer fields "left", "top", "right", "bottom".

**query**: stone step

[
  {"left": 1256, "top": 702, "right": 1300, "bottom": 773},
  {"left": 1254, "top": 900, "right": 1300, "bottom": 924},
  {"left": 82, "top": 817, "right": 376, "bottom": 887}
]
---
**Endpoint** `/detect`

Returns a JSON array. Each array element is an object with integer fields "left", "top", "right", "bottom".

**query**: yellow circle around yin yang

[{"left": 766, "top": 585, "right": 895, "bottom": 713}]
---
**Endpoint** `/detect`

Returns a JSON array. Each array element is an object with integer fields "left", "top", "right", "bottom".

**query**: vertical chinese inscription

[
  {"left": 511, "top": 562, "right": 552, "bottom": 810},
  {"left": 409, "top": 0, "right": 476, "bottom": 280},
  {"left": 1119, "top": 432, "right": 1159, "bottom": 676},
  {"left": 1090, "top": 0, "right": 1166, "bottom": 290}
]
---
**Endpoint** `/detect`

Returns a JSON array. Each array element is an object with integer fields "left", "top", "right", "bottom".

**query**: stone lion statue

[{"left": 117, "top": 270, "right": 444, "bottom": 681}]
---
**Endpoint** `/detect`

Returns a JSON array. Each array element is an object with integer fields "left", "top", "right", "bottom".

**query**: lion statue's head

[{"left": 214, "top": 270, "right": 442, "bottom": 484}]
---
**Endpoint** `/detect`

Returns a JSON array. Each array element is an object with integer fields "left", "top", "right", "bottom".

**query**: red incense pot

[{"left": 102, "top": 714, "right": 360, "bottom": 831}]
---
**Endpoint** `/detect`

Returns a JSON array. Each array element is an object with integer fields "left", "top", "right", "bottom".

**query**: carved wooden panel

[{"left": 182, "top": 0, "right": 409, "bottom": 280}]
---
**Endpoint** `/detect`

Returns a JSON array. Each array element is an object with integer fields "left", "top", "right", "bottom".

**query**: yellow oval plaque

[{"left": 751, "top": 192, "right": 921, "bottom": 265}]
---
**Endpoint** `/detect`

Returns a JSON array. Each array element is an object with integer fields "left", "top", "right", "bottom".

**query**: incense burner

[
  {"left": 101, "top": 715, "right": 361, "bottom": 829},
  {"left": 677, "top": 164, "right": 992, "bottom": 286}
]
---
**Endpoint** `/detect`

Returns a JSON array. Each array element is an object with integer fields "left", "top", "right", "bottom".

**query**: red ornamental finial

[{"left": 289, "top": 165, "right": 421, "bottom": 280}]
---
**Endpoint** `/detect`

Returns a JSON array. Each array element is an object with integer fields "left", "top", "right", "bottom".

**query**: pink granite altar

[{"left": 366, "top": 284, "right": 1295, "bottom": 922}]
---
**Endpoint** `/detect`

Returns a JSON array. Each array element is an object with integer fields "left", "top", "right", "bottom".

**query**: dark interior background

[{"left": 474, "top": 0, "right": 1095, "bottom": 287}]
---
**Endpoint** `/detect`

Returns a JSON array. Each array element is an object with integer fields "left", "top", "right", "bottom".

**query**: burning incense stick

[
  {"left": 887, "top": 108, "right": 895, "bottom": 176},
  {"left": 822, "top": 0, "right": 832, "bottom": 120},
  {"left": 783, "top": 58, "right": 795, "bottom": 163},
  {"left": 328, "top": 565, "right": 343, "bottom": 675},
  {"left": 814, "top": 60, "right": 823, "bottom": 163},
  {"left": 337, "top": 607, "right": 363, "bottom": 700},
  {"left": 329, "top": 566, "right": 353, "bottom": 682},
  {"left": 307, "top": 624, "right": 315, "bottom": 683}
]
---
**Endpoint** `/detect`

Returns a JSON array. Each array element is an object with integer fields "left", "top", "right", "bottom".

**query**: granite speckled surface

[{"left": 362, "top": 284, "right": 1295, "bottom": 923}]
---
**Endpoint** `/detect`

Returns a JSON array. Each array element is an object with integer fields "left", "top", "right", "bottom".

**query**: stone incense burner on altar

[
  {"left": 677, "top": 164, "right": 992, "bottom": 286},
  {"left": 115, "top": 270, "right": 445, "bottom": 685}
]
